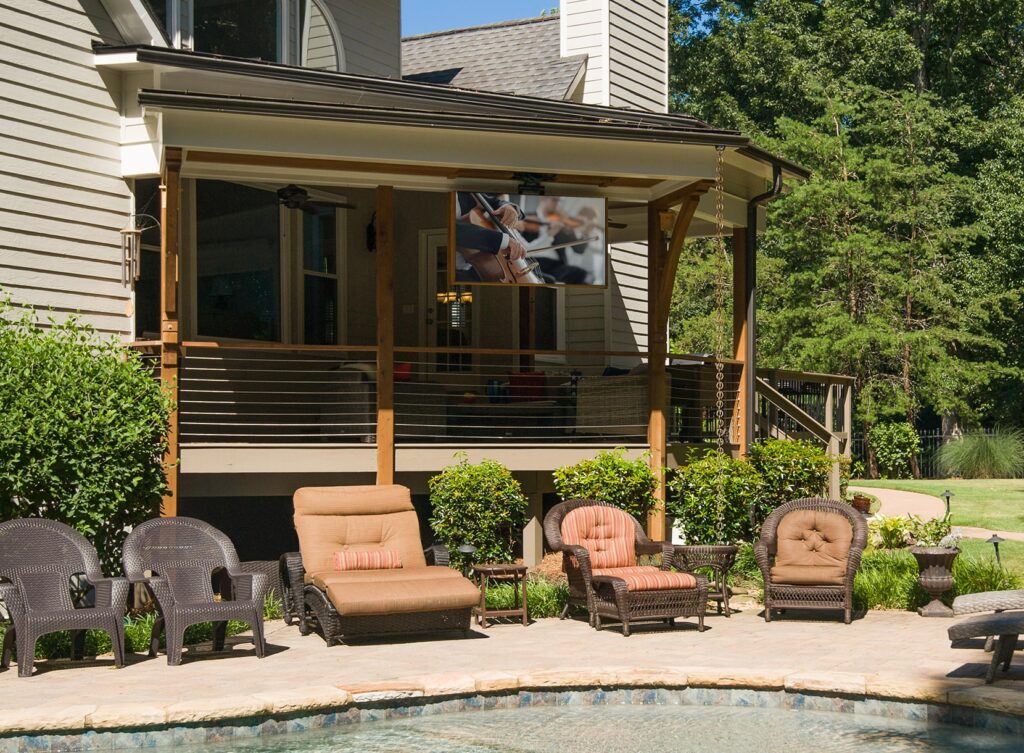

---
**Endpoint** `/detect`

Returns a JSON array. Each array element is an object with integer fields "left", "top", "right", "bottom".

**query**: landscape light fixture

[
  {"left": 458, "top": 543, "right": 478, "bottom": 578},
  {"left": 987, "top": 533, "right": 1005, "bottom": 566},
  {"left": 941, "top": 490, "right": 954, "bottom": 518}
]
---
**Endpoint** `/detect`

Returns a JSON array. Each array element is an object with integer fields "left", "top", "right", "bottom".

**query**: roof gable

[{"left": 402, "top": 16, "right": 586, "bottom": 101}]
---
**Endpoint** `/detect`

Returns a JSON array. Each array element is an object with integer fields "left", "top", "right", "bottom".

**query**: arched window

[{"left": 301, "top": 0, "right": 345, "bottom": 72}]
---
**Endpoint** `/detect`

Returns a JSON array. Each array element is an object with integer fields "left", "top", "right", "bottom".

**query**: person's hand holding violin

[
  {"left": 493, "top": 203, "right": 521, "bottom": 228},
  {"left": 504, "top": 236, "right": 527, "bottom": 261}
]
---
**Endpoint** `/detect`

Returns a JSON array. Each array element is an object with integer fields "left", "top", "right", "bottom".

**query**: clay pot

[{"left": 851, "top": 494, "right": 872, "bottom": 515}]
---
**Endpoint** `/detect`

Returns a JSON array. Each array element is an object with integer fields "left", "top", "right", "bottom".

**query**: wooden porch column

[
  {"left": 647, "top": 202, "right": 668, "bottom": 541},
  {"left": 375, "top": 186, "right": 395, "bottom": 484},
  {"left": 159, "top": 147, "right": 182, "bottom": 516},
  {"left": 732, "top": 227, "right": 750, "bottom": 456}
]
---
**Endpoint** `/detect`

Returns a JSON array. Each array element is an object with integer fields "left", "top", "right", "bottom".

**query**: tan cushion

[
  {"left": 332, "top": 550, "right": 402, "bottom": 571},
  {"left": 775, "top": 509, "right": 852, "bottom": 569},
  {"left": 561, "top": 505, "right": 636, "bottom": 569},
  {"left": 322, "top": 572, "right": 482, "bottom": 616},
  {"left": 310, "top": 566, "right": 466, "bottom": 591},
  {"left": 294, "top": 485, "right": 427, "bottom": 575},
  {"left": 770, "top": 564, "right": 847, "bottom": 586},
  {"left": 592, "top": 565, "right": 698, "bottom": 592}
]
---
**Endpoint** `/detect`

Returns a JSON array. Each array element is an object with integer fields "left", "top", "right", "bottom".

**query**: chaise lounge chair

[
  {"left": 755, "top": 497, "right": 867, "bottom": 624},
  {"left": 122, "top": 517, "right": 268, "bottom": 665},
  {"left": 544, "top": 499, "right": 707, "bottom": 636},
  {"left": 0, "top": 519, "right": 127, "bottom": 677},
  {"left": 281, "top": 485, "right": 482, "bottom": 645}
]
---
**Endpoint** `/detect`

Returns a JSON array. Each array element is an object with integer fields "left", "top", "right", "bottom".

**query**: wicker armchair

[
  {"left": 755, "top": 497, "right": 867, "bottom": 624},
  {"left": 122, "top": 517, "right": 267, "bottom": 665},
  {"left": 544, "top": 499, "right": 707, "bottom": 636},
  {"left": 0, "top": 519, "right": 127, "bottom": 677}
]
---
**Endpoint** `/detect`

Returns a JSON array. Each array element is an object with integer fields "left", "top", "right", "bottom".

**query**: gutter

[{"left": 742, "top": 162, "right": 785, "bottom": 451}]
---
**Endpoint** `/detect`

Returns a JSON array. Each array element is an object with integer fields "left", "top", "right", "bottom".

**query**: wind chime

[{"left": 119, "top": 213, "right": 160, "bottom": 287}]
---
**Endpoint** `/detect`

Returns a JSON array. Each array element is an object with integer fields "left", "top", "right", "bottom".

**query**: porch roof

[{"left": 94, "top": 44, "right": 810, "bottom": 184}]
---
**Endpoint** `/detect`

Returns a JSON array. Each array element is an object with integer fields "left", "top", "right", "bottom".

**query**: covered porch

[{"left": 103, "top": 46, "right": 850, "bottom": 541}]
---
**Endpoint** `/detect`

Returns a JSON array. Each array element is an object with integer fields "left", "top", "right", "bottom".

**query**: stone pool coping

[{"left": 1, "top": 666, "right": 1022, "bottom": 747}]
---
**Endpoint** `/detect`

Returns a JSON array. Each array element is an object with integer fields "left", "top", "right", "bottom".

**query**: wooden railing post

[
  {"left": 647, "top": 202, "right": 667, "bottom": 540},
  {"left": 159, "top": 147, "right": 182, "bottom": 516},
  {"left": 732, "top": 227, "right": 749, "bottom": 455},
  {"left": 375, "top": 185, "right": 395, "bottom": 484}
]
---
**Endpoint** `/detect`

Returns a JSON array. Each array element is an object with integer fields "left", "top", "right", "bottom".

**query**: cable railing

[
  {"left": 667, "top": 354, "right": 743, "bottom": 445},
  {"left": 755, "top": 367, "right": 854, "bottom": 452},
  {"left": 178, "top": 342, "right": 377, "bottom": 444}
]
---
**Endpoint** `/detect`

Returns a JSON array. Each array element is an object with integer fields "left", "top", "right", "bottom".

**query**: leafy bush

[
  {"left": 748, "top": 438, "right": 832, "bottom": 508},
  {"left": 868, "top": 422, "right": 920, "bottom": 479},
  {"left": 0, "top": 302, "right": 173, "bottom": 571},
  {"left": 429, "top": 454, "right": 528, "bottom": 570},
  {"left": 553, "top": 449, "right": 657, "bottom": 520},
  {"left": 667, "top": 451, "right": 763, "bottom": 544},
  {"left": 953, "top": 552, "right": 1022, "bottom": 596},
  {"left": 936, "top": 428, "right": 1024, "bottom": 479},
  {"left": 906, "top": 515, "right": 955, "bottom": 547},
  {"left": 868, "top": 515, "right": 913, "bottom": 549},
  {"left": 485, "top": 576, "right": 568, "bottom": 619}
]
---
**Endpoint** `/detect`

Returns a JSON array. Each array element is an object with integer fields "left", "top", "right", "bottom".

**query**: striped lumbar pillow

[{"left": 332, "top": 550, "right": 403, "bottom": 571}]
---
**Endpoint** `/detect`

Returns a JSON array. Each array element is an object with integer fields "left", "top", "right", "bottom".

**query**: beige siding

[
  {"left": 304, "top": 0, "right": 340, "bottom": 71},
  {"left": 608, "top": 0, "right": 668, "bottom": 112},
  {"left": 0, "top": 0, "right": 132, "bottom": 336},
  {"left": 320, "top": 0, "right": 400, "bottom": 78},
  {"left": 607, "top": 243, "right": 648, "bottom": 356},
  {"left": 560, "top": 0, "right": 608, "bottom": 105}
]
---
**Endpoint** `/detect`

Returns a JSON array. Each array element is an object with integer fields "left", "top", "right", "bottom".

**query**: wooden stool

[{"left": 472, "top": 564, "right": 529, "bottom": 628}]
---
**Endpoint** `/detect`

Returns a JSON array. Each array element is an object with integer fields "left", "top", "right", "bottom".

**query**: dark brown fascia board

[
  {"left": 138, "top": 89, "right": 756, "bottom": 148},
  {"left": 97, "top": 44, "right": 719, "bottom": 132}
]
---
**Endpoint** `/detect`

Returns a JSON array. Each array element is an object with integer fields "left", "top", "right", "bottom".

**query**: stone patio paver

[{"left": 0, "top": 607, "right": 1021, "bottom": 732}]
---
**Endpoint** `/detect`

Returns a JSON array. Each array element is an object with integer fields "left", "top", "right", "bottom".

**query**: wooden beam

[
  {"left": 647, "top": 201, "right": 667, "bottom": 541},
  {"left": 656, "top": 190, "right": 705, "bottom": 327},
  {"left": 732, "top": 227, "right": 749, "bottom": 455},
  {"left": 184, "top": 150, "right": 660, "bottom": 189},
  {"left": 159, "top": 147, "right": 182, "bottom": 517},
  {"left": 375, "top": 185, "right": 395, "bottom": 484},
  {"left": 651, "top": 179, "right": 715, "bottom": 210}
]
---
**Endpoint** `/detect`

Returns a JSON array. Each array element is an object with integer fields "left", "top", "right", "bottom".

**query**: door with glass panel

[
  {"left": 420, "top": 230, "right": 477, "bottom": 372},
  {"left": 297, "top": 205, "right": 343, "bottom": 345}
]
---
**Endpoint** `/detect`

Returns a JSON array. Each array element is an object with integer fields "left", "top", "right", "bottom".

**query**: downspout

[{"left": 743, "top": 163, "right": 784, "bottom": 451}]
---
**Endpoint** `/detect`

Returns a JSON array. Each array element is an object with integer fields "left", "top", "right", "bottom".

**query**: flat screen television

[{"left": 449, "top": 191, "right": 607, "bottom": 287}]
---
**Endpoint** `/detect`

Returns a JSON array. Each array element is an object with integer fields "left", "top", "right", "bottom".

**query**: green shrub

[
  {"left": 953, "top": 552, "right": 1022, "bottom": 595},
  {"left": 869, "top": 515, "right": 913, "bottom": 549},
  {"left": 429, "top": 454, "right": 528, "bottom": 570},
  {"left": 868, "top": 422, "right": 920, "bottom": 479},
  {"left": 485, "top": 577, "right": 568, "bottom": 619},
  {"left": 667, "top": 450, "right": 763, "bottom": 544},
  {"left": 936, "top": 428, "right": 1024, "bottom": 479},
  {"left": 748, "top": 438, "right": 832, "bottom": 508},
  {"left": 553, "top": 449, "right": 657, "bottom": 520},
  {"left": 0, "top": 301, "right": 173, "bottom": 571},
  {"left": 906, "top": 515, "right": 955, "bottom": 547}
]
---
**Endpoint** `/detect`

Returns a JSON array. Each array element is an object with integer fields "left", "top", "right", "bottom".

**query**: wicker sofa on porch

[{"left": 280, "top": 485, "right": 480, "bottom": 644}]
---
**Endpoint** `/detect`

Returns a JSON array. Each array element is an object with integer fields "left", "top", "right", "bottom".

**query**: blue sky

[{"left": 402, "top": 1, "right": 556, "bottom": 36}]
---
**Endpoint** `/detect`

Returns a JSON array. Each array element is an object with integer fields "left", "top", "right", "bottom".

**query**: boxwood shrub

[{"left": 553, "top": 448, "right": 657, "bottom": 521}]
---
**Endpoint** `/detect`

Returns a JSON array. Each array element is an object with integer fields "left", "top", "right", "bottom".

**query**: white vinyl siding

[
  {"left": 304, "top": 3, "right": 339, "bottom": 71},
  {"left": 319, "top": 0, "right": 399, "bottom": 78},
  {"left": 607, "top": 0, "right": 668, "bottom": 112},
  {"left": 560, "top": 0, "right": 608, "bottom": 106},
  {"left": 607, "top": 243, "right": 648, "bottom": 355},
  {"left": 0, "top": 0, "right": 132, "bottom": 336}
]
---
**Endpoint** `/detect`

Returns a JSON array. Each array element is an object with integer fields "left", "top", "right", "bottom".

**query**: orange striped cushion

[
  {"left": 561, "top": 506, "right": 636, "bottom": 569},
  {"left": 332, "top": 550, "right": 402, "bottom": 571},
  {"left": 593, "top": 565, "right": 697, "bottom": 592}
]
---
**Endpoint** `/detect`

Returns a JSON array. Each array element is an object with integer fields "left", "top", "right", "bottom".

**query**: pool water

[{"left": 191, "top": 704, "right": 1020, "bottom": 753}]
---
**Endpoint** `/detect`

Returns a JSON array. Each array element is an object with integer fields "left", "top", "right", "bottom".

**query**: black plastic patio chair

[
  {"left": 0, "top": 518, "right": 128, "bottom": 677},
  {"left": 122, "top": 517, "right": 267, "bottom": 665}
]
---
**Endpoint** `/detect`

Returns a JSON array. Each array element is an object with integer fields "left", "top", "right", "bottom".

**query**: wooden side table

[
  {"left": 673, "top": 545, "right": 739, "bottom": 617},
  {"left": 471, "top": 563, "right": 529, "bottom": 628}
]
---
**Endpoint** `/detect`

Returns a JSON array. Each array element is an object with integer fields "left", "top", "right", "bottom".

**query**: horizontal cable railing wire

[{"left": 178, "top": 344, "right": 377, "bottom": 444}]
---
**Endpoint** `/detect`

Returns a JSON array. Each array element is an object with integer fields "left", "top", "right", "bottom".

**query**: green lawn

[
  {"left": 853, "top": 478, "right": 1024, "bottom": 533},
  {"left": 958, "top": 538, "right": 1024, "bottom": 580}
]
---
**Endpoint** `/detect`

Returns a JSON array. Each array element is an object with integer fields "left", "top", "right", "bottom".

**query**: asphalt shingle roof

[{"left": 401, "top": 16, "right": 586, "bottom": 101}]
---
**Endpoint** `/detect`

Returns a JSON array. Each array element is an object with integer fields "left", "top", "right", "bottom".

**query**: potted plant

[
  {"left": 851, "top": 493, "right": 872, "bottom": 516},
  {"left": 907, "top": 516, "right": 961, "bottom": 617}
]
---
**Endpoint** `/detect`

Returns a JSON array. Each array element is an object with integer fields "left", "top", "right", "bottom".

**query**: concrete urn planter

[{"left": 910, "top": 546, "right": 959, "bottom": 617}]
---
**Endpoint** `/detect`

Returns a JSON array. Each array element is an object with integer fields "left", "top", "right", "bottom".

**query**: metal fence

[{"left": 852, "top": 428, "right": 997, "bottom": 479}]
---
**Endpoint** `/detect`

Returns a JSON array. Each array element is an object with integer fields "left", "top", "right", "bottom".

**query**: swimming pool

[{"left": 183, "top": 703, "right": 1020, "bottom": 753}]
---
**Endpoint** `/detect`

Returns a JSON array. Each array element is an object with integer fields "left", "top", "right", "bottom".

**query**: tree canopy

[{"left": 668, "top": 0, "right": 1024, "bottom": 436}]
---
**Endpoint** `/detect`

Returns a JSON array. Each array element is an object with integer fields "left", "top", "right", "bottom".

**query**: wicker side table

[
  {"left": 471, "top": 564, "right": 529, "bottom": 628},
  {"left": 673, "top": 545, "right": 739, "bottom": 617}
]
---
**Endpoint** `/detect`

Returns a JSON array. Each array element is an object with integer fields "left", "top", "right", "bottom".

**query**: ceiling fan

[{"left": 277, "top": 184, "right": 356, "bottom": 213}]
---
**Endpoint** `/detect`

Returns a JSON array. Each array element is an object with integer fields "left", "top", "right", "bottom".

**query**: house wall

[
  {"left": 560, "top": 0, "right": 668, "bottom": 364},
  {"left": 304, "top": 0, "right": 341, "bottom": 71},
  {"left": 0, "top": 0, "right": 133, "bottom": 336},
  {"left": 320, "top": 0, "right": 401, "bottom": 78}
]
